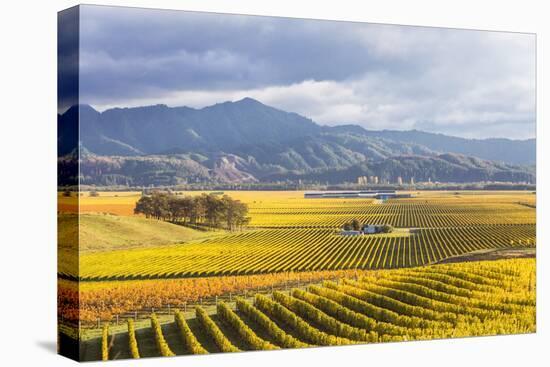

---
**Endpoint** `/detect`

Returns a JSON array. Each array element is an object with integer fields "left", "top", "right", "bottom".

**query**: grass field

[
  {"left": 58, "top": 213, "right": 223, "bottom": 253},
  {"left": 78, "top": 258, "right": 535, "bottom": 361}
]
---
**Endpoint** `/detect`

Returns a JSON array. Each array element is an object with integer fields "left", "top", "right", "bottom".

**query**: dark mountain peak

[
  {"left": 78, "top": 104, "right": 98, "bottom": 113},
  {"left": 74, "top": 96, "right": 322, "bottom": 156},
  {"left": 205, "top": 97, "right": 269, "bottom": 111},
  {"left": 235, "top": 97, "right": 263, "bottom": 105},
  {"left": 201, "top": 97, "right": 259, "bottom": 111},
  {"left": 79, "top": 105, "right": 101, "bottom": 120},
  {"left": 61, "top": 104, "right": 98, "bottom": 118},
  {"left": 61, "top": 105, "right": 79, "bottom": 119}
]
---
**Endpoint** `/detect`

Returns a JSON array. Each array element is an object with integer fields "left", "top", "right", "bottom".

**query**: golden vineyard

[
  {"left": 90, "top": 259, "right": 535, "bottom": 361},
  {"left": 59, "top": 191, "right": 536, "bottom": 280},
  {"left": 68, "top": 225, "right": 535, "bottom": 280},
  {"left": 58, "top": 190, "right": 536, "bottom": 360}
]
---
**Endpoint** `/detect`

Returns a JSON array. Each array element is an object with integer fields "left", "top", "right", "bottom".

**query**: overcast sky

[{"left": 75, "top": 5, "right": 536, "bottom": 139}]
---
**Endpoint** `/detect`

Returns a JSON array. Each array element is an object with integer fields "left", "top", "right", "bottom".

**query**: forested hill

[
  {"left": 359, "top": 129, "right": 535, "bottom": 165},
  {"left": 58, "top": 98, "right": 536, "bottom": 186},
  {"left": 267, "top": 153, "right": 535, "bottom": 185},
  {"left": 76, "top": 152, "right": 534, "bottom": 187}
]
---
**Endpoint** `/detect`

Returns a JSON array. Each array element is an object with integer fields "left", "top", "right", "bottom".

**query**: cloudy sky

[{"left": 74, "top": 5, "right": 535, "bottom": 139}]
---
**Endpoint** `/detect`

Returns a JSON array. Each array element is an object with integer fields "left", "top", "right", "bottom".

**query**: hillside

[
  {"left": 274, "top": 153, "right": 535, "bottom": 184},
  {"left": 362, "top": 129, "right": 536, "bottom": 165},
  {"left": 58, "top": 213, "right": 219, "bottom": 253},
  {"left": 78, "top": 151, "right": 535, "bottom": 187},
  {"left": 75, "top": 98, "right": 320, "bottom": 155},
  {"left": 58, "top": 98, "right": 536, "bottom": 186}
]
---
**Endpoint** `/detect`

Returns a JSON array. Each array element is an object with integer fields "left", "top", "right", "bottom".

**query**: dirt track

[{"left": 436, "top": 248, "right": 535, "bottom": 264}]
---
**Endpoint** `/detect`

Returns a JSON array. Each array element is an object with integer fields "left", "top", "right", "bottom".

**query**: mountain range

[{"left": 58, "top": 98, "right": 536, "bottom": 186}]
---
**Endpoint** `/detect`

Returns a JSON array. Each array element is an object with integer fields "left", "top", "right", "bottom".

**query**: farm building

[
  {"left": 305, "top": 190, "right": 412, "bottom": 200},
  {"left": 340, "top": 224, "right": 386, "bottom": 236},
  {"left": 305, "top": 190, "right": 398, "bottom": 199},
  {"left": 362, "top": 224, "right": 384, "bottom": 234}
]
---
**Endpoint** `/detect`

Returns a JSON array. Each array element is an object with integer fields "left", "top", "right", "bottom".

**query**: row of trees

[{"left": 134, "top": 192, "right": 250, "bottom": 231}]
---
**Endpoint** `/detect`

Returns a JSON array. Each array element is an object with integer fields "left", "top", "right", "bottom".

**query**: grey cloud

[
  {"left": 75, "top": 5, "right": 535, "bottom": 139},
  {"left": 78, "top": 6, "right": 429, "bottom": 100}
]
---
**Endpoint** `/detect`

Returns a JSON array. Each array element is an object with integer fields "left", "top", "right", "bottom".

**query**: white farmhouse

[{"left": 362, "top": 225, "right": 380, "bottom": 234}]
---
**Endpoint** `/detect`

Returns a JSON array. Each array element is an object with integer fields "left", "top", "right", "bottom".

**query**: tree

[
  {"left": 178, "top": 197, "right": 195, "bottom": 224},
  {"left": 203, "top": 194, "right": 226, "bottom": 227},
  {"left": 233, "top": 201, "right": 250, "bottom": 231},
  {"left": 380, "top": 224, "right": 394, "bottom": 233},
  {"left": 351, "top": 219, "right": 361, "bottom": 231},
  {"left": 222, "top": 195, "right": 250, "bottom": 231},
  {"left": 134, "top": 196, "right": 154, "bottom": 218},
  {"left": 89, "top": 190, "right": 99, "bottom": 197},
  {"left": 222, "top": 195, "right": 236, "bottom": 230},
  {"left": 167, "top": 196, "right": 184, "bottom": 222},
  {"left": 191, "top": 196, "right": 206, "bottom": 224},
  {"left": 150, "top": 192, "right": 171, "bottom": 220},
  {"left": 235, "top": 214, "right": 251, "bottom": 231},
  {"left": 134, "top": 192, "right": 249, "bottom": 231}
]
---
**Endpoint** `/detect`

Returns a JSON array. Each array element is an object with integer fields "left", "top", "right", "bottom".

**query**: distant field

[
  {"left": 58, "top": 213, "right": 222, "bottom": 253},
  {"left": 242, "top": 191, "right": 535, "bottom": 228},
  {"left": 58, "top": 191, "right": 536, "bottom": 280},
  {"left": 59, "top": 192, "right": 140, "bottom": 216},
  {"left": 76, "top": 258, "right": 536, "bottom": 361},
  {"left": 60, "top": 190, "right": 536, "bottom": 228}
]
